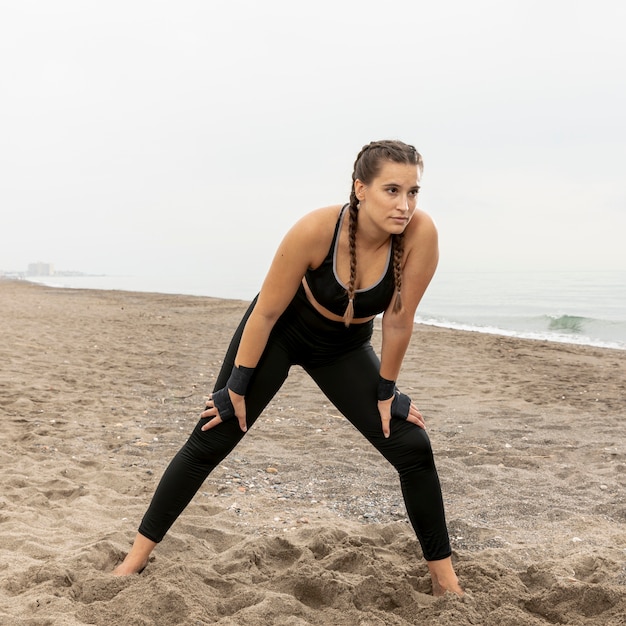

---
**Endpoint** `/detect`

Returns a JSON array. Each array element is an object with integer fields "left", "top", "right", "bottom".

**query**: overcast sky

[{"left": 1, "top": 0, "right": 625, "bottom": 292}]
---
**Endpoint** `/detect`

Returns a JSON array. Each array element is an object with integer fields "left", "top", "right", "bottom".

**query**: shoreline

[
  {"left": 1, "top": 279, "right": 625, "bottom": 625},
  {"left": 10, "top": 276, "right": 626, "bottom": 352}
]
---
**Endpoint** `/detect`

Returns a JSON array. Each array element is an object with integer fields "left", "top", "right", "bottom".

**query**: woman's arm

[
  {"left": 235, "top": 206, "right": 339, "bottom": 367},
  {"left": 378, "top": 210, "right": 439, "bottom": 436},
  {"left": 201, "top": 206, "right": 340, "bottom": 432},
  {"left": 233, "top": 240, "right": 311, "bottom": 368}
]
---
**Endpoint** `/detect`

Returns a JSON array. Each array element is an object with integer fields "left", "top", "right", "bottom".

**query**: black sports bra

[{"left": 304, "top": 205, "right": 396, "bottom": 318}]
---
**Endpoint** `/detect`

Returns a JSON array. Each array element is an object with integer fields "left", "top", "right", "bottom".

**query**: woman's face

[{"left": 355, "top": 160, "right": 421, "bottom": 235}]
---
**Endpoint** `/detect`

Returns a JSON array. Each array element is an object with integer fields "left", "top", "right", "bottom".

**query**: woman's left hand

[{"left": 378, "top": 395, "right": 426, "bottom": 438}]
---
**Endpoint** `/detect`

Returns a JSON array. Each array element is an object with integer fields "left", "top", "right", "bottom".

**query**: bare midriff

[{"left": 301, "top": 278, "right": 377, "bottom": 325}]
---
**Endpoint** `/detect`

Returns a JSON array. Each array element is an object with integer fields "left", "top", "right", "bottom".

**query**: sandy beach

[{"left": 1, "top": 279, "right": 624, "bottom": 625}]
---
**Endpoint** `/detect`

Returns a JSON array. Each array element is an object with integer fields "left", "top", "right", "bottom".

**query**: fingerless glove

[
  {"left": 211, "top": 365, "right": 255, "bottom": 422},
  {"left": 391, "top": 391, "right": 411, "bottom": 420},
  {"left": 378, "top": 376, "right": 412, "bottom": 420}
]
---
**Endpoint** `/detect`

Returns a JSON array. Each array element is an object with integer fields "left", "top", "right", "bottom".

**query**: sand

[{"left": 1, "top": 278, "right": 625, "bottom": 625}]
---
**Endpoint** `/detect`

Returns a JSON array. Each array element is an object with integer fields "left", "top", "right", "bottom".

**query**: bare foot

[
  {"left": 431, "top": 575, "right": 464, "bottom": 597},
  {"left": 112, "top": 555, "right": 148, "bottom": 576},
  {"left": 111, "top": 533, "right": 156, "bottom": 576},
  {"left": 427, "top": 556, "right": 464, "bottom": 597}
]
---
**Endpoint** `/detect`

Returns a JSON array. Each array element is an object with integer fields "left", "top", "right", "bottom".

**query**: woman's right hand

[{"left": 200, "top": 388, "right": 247, "bottom": 433}]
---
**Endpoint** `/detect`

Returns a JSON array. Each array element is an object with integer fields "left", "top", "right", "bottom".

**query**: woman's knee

[
  {"left": 385, "top": 424, "right": 436, "bottom": 471},
  {"left": 184, "top": 420, "right": 246, "bottom": 464}
]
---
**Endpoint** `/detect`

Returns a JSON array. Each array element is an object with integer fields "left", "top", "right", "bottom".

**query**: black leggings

[{"left": 138, "top": 286, "right": 451, "bottom": 561}]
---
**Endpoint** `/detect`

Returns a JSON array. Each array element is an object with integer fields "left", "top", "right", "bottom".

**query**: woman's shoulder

[
  {"left": 276, "top": 205, "right": 344, "bottom": 267},
  {"left": 289, "top": 204, "right": 343, "bottom": 240},
  {"left": 405, "top": 208, "right": 438, "bottom": 245}
]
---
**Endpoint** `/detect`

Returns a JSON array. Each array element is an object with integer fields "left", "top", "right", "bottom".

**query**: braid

[
  {"left": 342, "top": 142, "right": 378, "bottom": 327},
  {"left": 342, "top": 191, "right": 359, "bottom": 327},
  {"left": 391, "top": 234, "right": 405, "bottom": 313}
]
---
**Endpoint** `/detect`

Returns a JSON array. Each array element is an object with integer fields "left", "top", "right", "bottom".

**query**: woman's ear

[{"left": 354, "top": 179, "right": 366, "bottom": 202}]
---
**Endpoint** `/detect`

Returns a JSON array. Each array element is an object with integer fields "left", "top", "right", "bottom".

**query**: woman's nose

[{"left": 397, "top": 196, "right": 410, "bottom": 211}]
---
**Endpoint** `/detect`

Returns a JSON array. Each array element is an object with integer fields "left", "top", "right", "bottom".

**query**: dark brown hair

[{"left": 343, "top": 140, "right": 423, "bottom": 326}]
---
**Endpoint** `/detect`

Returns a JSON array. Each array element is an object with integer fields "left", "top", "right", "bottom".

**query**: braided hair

[{"left": 343, "top": 140, "right": 423, "bottom": 327}]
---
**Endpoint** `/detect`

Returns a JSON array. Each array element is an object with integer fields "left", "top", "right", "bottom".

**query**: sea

[{"left": 26, "top": 270, "right": 626, "bottom": 351}]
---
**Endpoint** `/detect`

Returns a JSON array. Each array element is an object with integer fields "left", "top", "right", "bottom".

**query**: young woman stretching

[{"left": 113, "top": 140, "right": 462, "bottom": 596}]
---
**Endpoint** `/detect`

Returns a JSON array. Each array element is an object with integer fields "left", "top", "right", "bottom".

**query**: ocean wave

[
  {"left": 547, "top": 314, "right": 587, "bottom": 334},
  {"left": 415, "top": 314, "right": 626, "bottom": 351}
]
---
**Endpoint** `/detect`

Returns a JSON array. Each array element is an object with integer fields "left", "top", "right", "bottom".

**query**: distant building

[{"left": 27, "top": 262, "right": 54, "bottom": 276}]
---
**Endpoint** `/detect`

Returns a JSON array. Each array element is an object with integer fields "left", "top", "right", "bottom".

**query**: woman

[{"left": 113, "top": 140, "right": 462, "bottom": 596}]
